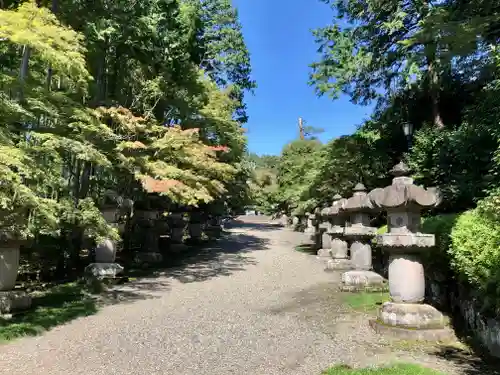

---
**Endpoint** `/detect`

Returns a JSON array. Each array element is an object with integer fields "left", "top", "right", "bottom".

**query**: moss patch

[
  {"left": 321, "top": 363, "right": 444, "bottom": 375},
  {"left": 341, "top": 291, "right": 390, "bottom": 313},
  {"left": 0, "top": 282, "right": 97, "bottom": 343}
]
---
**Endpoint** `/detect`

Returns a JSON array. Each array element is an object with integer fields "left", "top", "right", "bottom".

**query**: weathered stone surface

[
  {"left": 316, "top": 248, "right": 331, "bottom": 258},
  {"left": 370, "top": 319, "right": 454, "bottom": 341},
  {"left": 0, "top": 290, "right": 31, "bottom": 314},
  {"left": 0, "top": 247, "right": 20, "bottom": 291},
  {"left": 189, "top": 223, "right": 202, "bottom": 240},
  {"left": 341, "top": 270, "right": 386, "bottom": 287},
  {"left": 95, "top": 238, "right": 117, "bottom": 263},
  {"left": 321, "top": 231, "right": 331, "bottom": 250},
  {"left": 134, "top": 252, "right": 163, "bottom": 264},
  {"left": 350, "top": 241, "right": 372, "bottom": 270},
  {"left": 325, "top": 258, "right": 352, "bottom": 271},
  {"left": 331, "top": 238, "right": 348, "bottom": 259},
  {"left": 344, "top": 226, "right": 377, "bottom": 238},
  {"left": 375, "top": 233, "right": 434, "bottom": 250},
  {"left": 388, "top": 253, "right": 425, "bottom": 303},
  {"left": 85, "top": 263, "right": 124, "bottom": 278},
  {"left": 368, "top": 162, "right": 440, "bottom": 210},
  {"left": 378, "top": 302, "right": 446, "bottom": 330}
]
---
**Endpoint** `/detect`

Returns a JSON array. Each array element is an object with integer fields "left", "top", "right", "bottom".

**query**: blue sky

[{"left": 233, "top": 0, "right": 374, "bottom": 155}]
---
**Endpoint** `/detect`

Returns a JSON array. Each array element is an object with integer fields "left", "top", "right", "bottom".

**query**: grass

[
  {"left": 295, "top": 244, "right": 316, "bottom": 254},
  {"left": 0, "top": 282, "right": 97, "bottom": 342},
  {"left": 322, "top": 363, "right": 445, "bottom": 374},
  {"left": 341, "top": 291, "right": 390, "bottom": 313}
]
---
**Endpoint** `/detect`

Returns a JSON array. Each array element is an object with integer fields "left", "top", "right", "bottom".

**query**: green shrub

[
  {"left": 450, "top": 209, "right": 500, "bottom": 312},
  {"left": 421, "top": 214, "right": 458, "bottom": 271}
]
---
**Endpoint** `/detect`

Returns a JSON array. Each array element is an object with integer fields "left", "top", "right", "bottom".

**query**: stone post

[
  {"left": 368, "top": 162, "right": 452, "bottom": 340},
  {"left": 317, "top": 204, "right": 332, "bottom": 259},
  {"left": 292, "top": 216, "right": 300, "bottom": 231},
  {"left": 324, "top": 194, "right": 352, "bottom": 271},
  {"left": 85, "top": 205, "right": 125, "bottom": 287},
  {"left": 340, "top": 183, "right": 386, "bottom": 292}
]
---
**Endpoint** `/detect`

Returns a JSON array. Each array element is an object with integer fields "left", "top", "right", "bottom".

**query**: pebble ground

[{"left": 0, "top": 216, "right": 490, "bottom": 375}]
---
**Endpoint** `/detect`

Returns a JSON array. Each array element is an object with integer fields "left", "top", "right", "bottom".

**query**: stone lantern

[
  {"left": 85, "top": 200, "right": 126, "bottom": 284},
  {"left": 317, "top": 203, "right": 332, "bottom": 259},
  {"left": 292, "top": 216, "right": 300, "bottom": 231},
  {"left": 188, "top": 210, "right": 203, "bottom": 243},
  {"left": 340, "top": 184, "right": 386, "bottom": 291},
  {"left": 368, "top": 162, "right": 452, "bottom": 340},
  {"left": 304, "top": 209, "right": 321, "bottom": 249},
  {"left": 324, "top": 194, "right": 351, "bottom": 271},
  {"left": 133, "top": 205, "right": 163, "bottom": 265}
]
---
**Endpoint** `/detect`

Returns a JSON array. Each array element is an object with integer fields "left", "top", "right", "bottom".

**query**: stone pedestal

[
  {"left": 85, "top": 263, "right": 124, "bottom": 279},
  {"left": 368, "top": 162, "right": 452, "bottom": 341},
  {"left": 134, "top": 251, "right": 163, "bottom": 265},
  {"left": 0, "top": 241, "right": 31, "bottom": 316}
]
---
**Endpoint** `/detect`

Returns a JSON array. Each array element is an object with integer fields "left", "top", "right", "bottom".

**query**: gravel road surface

[{"left": 0, "top": 216, "right": 487, "bottom": 375}]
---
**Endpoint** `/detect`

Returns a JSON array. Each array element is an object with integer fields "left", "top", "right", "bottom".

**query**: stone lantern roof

[
  {"left": 342, "top": 183, "right": 375, "bottom": 213},
  {"left": 368, "top": 162, "right": 441, "bottom": 210},
  {"left": 328, "top": 194, "right": 348, "bottom": 216}
]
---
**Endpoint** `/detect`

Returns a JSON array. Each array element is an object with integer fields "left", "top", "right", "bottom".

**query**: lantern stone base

[
  {"left": 169, "top": 243, "right": 189, "bottom": 253},
  {"left": 85, "top": 263, "right": 124, "bottom": 278},
  {"left": 325, "top": 258, "right": 352, "bottom": 271},
  {"left": 134, "top": 252, "right": 163, "bottom": 265},
  {"left": 316, "top": 248, "right": 331, "bottom": 258},
  {"left": 370, "top": 302, "right": 454, "bottom": 341},
  {"left": 0, "top": 290, "right": 31, "bottom": 316},
  {"left": 340, "top": 270, "right": 388, "bottom": 292}
]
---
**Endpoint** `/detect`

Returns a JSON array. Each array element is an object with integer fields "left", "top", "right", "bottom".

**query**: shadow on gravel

[
  {"left": 167, "top": 232, "right": 271, "bottom": 283},
  {"left": 0, "top": 278, "right": 170, "bottom": 343},
  {"left": 429, "top": 345, "right": 500, "bottom": 375},
  {"left": 225, "top": 219, "right": 283, "bottom": 232},
  {"left": 0, "top": 232, "right": 269, "bottom": 343}
]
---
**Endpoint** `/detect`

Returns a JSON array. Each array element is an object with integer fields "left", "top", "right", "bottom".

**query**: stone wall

[{"left": 428, "top": 279, "right": 500, "bottom": 358}]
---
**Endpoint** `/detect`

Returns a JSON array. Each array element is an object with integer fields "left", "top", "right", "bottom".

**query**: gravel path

[{"left": 0, "top": 216, "right": 489, "bottom": 375}]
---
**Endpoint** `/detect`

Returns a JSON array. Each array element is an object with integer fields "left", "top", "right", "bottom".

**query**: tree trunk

[{"left": 428, "top": 59, "right": 445, "bottom": 129}]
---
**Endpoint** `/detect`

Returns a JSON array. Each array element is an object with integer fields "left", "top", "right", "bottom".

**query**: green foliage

[
  {"left": 0, "top": 0, "right": 254, "bottom": 276},
  {"left": 321, "top": 363, "right": 444, "bottom": 375},
  {"left": 0, "top": 283, "right": 97, "bottom": 342},
  {"left": 449, "top": 208, "right": 500, "bottom": 313}
]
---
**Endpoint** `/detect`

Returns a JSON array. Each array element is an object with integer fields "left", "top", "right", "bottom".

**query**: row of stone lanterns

[{"left": 307, "top": 162, "right": 451, "bottom": 340}]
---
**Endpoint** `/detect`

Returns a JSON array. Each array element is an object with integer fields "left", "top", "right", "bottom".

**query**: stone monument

[
  {"left": 340, "top": 184, "right": 386, "bottom": 291},
  {"left": 324, "top": 194, "right": 352, "bottom": 271},
  {"left": 368, "top": 162, "right": 452, "bottom": 340}
]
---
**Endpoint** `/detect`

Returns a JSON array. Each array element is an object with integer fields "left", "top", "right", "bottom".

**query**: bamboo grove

[{"left": 0, "top": 0, "right": 255, "bottom": 277}]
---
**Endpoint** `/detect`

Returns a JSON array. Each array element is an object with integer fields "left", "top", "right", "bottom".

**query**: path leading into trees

[{"left": 0, "top": 216, "right": 488, "bottom": 375}]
